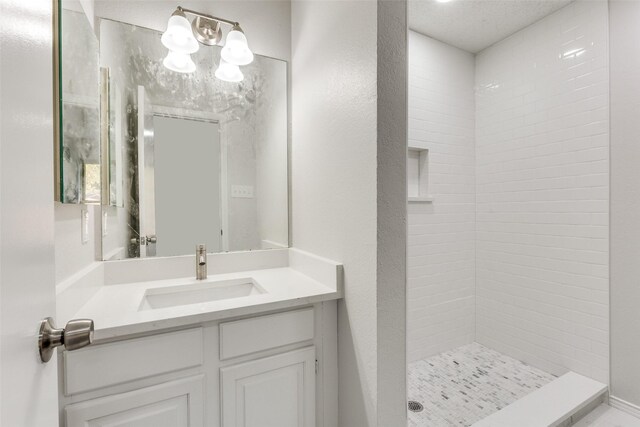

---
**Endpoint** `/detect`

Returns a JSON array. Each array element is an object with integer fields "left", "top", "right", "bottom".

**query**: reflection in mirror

[
  {"left": 58, "top": 1, "right": 100, "bottom": 203},
  {"left": 107, "top": 74, "right": 125, "bottom": 208},
  {"left": 92, "top": 14, "right": 288, "bottom": 260},
  {"left": 153, "top": 116, "right": 222, "bottom": 257}
]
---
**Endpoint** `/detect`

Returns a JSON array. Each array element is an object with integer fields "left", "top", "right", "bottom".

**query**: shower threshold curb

[{"left": 471, "top": 372, "right": 607, "bottom": 427}]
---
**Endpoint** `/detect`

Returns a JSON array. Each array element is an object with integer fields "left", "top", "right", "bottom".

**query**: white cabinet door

[
  {"left": 221, "top": 347, "right": 316, "bottom": 427},
  {"left": 65, "top": 376, "right": 204, "bottom": 427}
]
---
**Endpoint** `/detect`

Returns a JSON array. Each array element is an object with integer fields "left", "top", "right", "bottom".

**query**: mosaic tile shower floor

[{"left": 408, "top": 342, "right": 556, "bottom": 426}]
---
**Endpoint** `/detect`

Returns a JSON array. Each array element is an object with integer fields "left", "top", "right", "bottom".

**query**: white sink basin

[{"left": 139, "top": 278, "right": 266, "bottom": 310}]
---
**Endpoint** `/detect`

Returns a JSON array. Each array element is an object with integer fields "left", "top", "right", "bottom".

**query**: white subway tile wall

[
  {"left": 475, "top": 0, "right": 609, "bottom": 383},
  {"left": 407, "top": 32, "right": 476, "bottom": 363}
]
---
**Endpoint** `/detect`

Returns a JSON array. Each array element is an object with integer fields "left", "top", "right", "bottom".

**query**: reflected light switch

[
  {"left": 81, "top": 209, "right": 89, "bottom": 244},
  {"left": 102, "top": 211, "right": 108, "bottom": 237},
  {"left": 231, "top": 185, "right": 254, "bottom": 198}
]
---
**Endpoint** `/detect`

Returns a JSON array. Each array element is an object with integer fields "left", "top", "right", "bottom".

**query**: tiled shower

[{"left": 407, "top": 0, "right": 610, "bottom": 424}]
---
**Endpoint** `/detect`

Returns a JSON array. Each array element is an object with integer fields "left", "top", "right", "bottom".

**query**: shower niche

[{"left": 407, "top": 146, "right": 432, "bottom": 203}]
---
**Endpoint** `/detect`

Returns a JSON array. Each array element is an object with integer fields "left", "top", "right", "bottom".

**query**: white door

[
  {"left": 152, "top": 116, "right": 222, "bottom": 256},
  {"left": 0, "top": 0, "right": 60, "bottom": 425},
  {"left": 220, "top": 347, "right": 316, "bottom": 427}
]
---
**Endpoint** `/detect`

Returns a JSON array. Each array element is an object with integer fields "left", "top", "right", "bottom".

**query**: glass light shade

[
  {"left": 221, "top": 29, "right": 254, "bottom": 66},
  {"left": 215, "top": 59, "right": 244, "bottom": 82},
  {"left": 163, "top": 51, "right": 196, "bottom": 73},
  {"left": 161, "top": 14, "right": 199, "bottom": 54}
]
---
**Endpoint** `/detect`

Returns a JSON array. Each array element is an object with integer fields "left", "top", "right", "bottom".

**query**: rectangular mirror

[
  {"left": 56, "top": 0, "right": 101, "bottom": 204},
  {"left": 56, "top": 1, "right": 289, "bottom": 259}
]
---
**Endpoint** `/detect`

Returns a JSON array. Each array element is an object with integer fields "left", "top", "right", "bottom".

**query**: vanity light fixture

[
  {"left": 161, "top": 9, "right": 200, "bottom": 54},
  {"left": 163, "top": 50, "right": 197, "bottom": 73},
  {"left": 221, "top": 25, "right": 254, "bottom": 66},
  {"left": 215, "top": 59, "right": 244, "bottom": 82},
  {"left": 161, "top": 6, "right": 254, "bottom": 81}
]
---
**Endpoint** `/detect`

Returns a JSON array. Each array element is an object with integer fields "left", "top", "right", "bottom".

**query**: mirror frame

[{"left": 53, "top": 0, "right": 61, "bottom": 202}]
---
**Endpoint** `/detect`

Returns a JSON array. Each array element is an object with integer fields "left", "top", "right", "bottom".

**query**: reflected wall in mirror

[
  {"left": 56, "top": 1, "right": 289, "bottom": 260},
  {"left": 57, "top": 1, "right": 100, "bottom": 203}
]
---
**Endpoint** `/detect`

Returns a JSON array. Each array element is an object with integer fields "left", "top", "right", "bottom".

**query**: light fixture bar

[{"left": 177, "top": 6, "right": 239, "bottom": 27}]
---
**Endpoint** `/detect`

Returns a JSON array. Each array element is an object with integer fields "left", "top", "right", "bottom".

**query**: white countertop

[{"left": 58, "top": 249, "right": 343, "bottom": 341}]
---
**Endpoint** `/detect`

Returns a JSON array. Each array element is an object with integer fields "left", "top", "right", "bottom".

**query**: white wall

[
  {"left": 79, "top": 0, "right": 94, "bottom": 28},
  {"left": 292, "top": 2, "right": 377, "bottom": 424},
  {"left": 55, "top": 204, "right": 101, "bottom": 283},
  {"left": 292, "top": 0, "right": 407, "bottom": 424},
  {"left": 475, "top": 0, "right": 609, "bottom": 383},
  {"left": 407, "top": 31, "right": 476, "bottom": 362},
  {"left": 610, "top": 0, "right": 640, "bottom": 410}
]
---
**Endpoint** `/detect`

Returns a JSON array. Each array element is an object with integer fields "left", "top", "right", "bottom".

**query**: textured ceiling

[{"left": 408, "top": 0, "right": 575, "bottom": 53}]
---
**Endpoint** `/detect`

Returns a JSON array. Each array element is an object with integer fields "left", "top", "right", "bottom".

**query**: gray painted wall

[{"left": 610, "top": 0, "right": 640, "bottom": 410}]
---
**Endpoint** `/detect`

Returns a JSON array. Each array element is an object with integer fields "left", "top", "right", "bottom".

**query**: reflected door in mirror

[{"left": 153, "top": 116, "right": 222, "bottom": 257}]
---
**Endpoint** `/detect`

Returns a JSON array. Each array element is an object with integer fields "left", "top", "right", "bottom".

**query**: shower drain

[{"left": 408, "top": 401, "right": 424, "bottom": 413}]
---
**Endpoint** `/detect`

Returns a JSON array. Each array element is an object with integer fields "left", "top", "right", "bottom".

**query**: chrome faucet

[{"left": 196, "top": 244, "right": 207, "bottom": 280}]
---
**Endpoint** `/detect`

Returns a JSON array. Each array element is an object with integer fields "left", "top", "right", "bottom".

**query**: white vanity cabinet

[{"left": 59, "top": 303, "right": 336, "bottom": 427}]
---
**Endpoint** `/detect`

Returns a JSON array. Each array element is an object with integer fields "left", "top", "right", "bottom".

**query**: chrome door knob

[{"left": 38, "top": 317, "right": 94, "bottom": 363}]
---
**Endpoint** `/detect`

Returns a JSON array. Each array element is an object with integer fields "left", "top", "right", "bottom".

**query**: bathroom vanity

[
  {"left": 51, "top": 2, "right": 333, "bottom": 425},
  {"left": 56, "top": 249, "right": 342, "bottom": 427}
]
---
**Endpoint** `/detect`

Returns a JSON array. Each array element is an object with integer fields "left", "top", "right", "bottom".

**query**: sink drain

[{"left": 408, "top": 401, "right": 424, "bottom": 413}]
